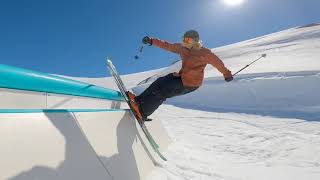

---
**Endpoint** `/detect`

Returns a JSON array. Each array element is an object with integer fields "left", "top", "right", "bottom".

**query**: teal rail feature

[{"left": 0, "top": 64, "right": 124, "bottom": 101}]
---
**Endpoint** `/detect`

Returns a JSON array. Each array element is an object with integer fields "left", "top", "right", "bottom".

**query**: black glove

[
  {"left": 142, "top": 36, "right": 152, "bottom": 45},
  {"left": 225, "top": 76, "right": 233, "bottom": 82}
]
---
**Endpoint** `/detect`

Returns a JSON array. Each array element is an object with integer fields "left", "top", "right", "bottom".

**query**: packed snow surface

[{"left": 148, "top": 105, "right": 320, "bottom": 180}]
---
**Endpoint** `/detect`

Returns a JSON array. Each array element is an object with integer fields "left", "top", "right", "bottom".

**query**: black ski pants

[{"left": 136, "top": 73, "right": 198, "bottom": 118}]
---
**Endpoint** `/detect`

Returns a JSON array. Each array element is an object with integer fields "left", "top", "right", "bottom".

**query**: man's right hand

[{"left": 142, "top": 36, "right": 152, "bottom": 45}]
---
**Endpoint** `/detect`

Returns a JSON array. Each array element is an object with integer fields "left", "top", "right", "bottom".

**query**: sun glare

[{"left": 223, "top": 0, "right": 245, "bottom": 6}]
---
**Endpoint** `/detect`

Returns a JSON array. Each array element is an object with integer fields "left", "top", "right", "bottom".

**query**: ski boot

[{"left": 126, "top": 91, "right": 144, "bottom": 124}]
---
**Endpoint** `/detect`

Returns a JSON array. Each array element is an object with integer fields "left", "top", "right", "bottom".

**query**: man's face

[{"left": 182, "top": 37, "right": 193, "bottom": 49}]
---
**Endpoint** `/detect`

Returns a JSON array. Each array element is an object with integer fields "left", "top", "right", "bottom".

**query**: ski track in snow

[{"left": 147, "top": 105, "right": 320, "bottom": 180}]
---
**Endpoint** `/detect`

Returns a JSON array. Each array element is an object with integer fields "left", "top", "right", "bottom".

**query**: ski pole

[
  {"left": 233, "top": 54, "right": 267, "bottom": 76},
  {"left": 134, "top": 44, "right": 146, "bottom": 60}
]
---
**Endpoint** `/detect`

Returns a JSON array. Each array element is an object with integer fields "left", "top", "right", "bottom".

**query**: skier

[{"left": 127, "top": 30, "right": 233, "bottom": 122}]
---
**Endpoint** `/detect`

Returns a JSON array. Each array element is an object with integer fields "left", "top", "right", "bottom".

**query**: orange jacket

[{"left": 152, "top": 38, "right": 232, "bottom": 87}]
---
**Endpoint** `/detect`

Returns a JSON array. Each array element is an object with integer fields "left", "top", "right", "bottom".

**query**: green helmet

[{"left": 183, "top": 30, "right": 200, "bottom": 42}]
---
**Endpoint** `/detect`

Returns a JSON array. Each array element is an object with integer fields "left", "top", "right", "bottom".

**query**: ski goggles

[{"left": 183, "top": 37, "right": 193, "bottom": 44}]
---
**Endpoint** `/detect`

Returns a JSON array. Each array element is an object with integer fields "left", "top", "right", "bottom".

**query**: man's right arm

[{"left": 142, "top": 36, "right": 181, "bottom": 54}]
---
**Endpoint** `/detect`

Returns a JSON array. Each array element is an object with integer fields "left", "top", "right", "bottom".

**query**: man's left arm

[{"left": 207, "top": 52, "right": 233, "bottom": 82}]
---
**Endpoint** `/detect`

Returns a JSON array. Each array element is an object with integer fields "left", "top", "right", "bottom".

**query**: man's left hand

[{"left": 225, "top": 76, "right": 233, "bottom": 82}]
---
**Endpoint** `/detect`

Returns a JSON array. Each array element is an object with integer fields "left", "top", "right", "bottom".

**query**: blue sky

[{"left": 0, "top": 0, "right": 319, "bottom": 77}]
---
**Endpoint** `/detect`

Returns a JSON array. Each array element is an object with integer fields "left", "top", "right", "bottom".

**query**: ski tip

[{"left": 106, "top": 57, "right": 112, "bottom": 63}]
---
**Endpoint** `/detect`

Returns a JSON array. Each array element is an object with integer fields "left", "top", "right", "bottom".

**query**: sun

[{"left": 223, "top": 0, "right": 245, "bottom": 6}]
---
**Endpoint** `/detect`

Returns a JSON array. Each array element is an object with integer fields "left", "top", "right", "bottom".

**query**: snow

[{"left": 148, "top": 105, "right": 320, "bottom": 180}]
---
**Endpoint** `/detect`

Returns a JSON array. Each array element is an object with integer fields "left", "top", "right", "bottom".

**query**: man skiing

[{"left": 127, "top": 30, "right": 233, "bottom": 123}]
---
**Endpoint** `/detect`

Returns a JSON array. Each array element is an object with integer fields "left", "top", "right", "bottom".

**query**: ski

[{"left": 106, "top": 58, "right": 167, "bottom": 161}]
